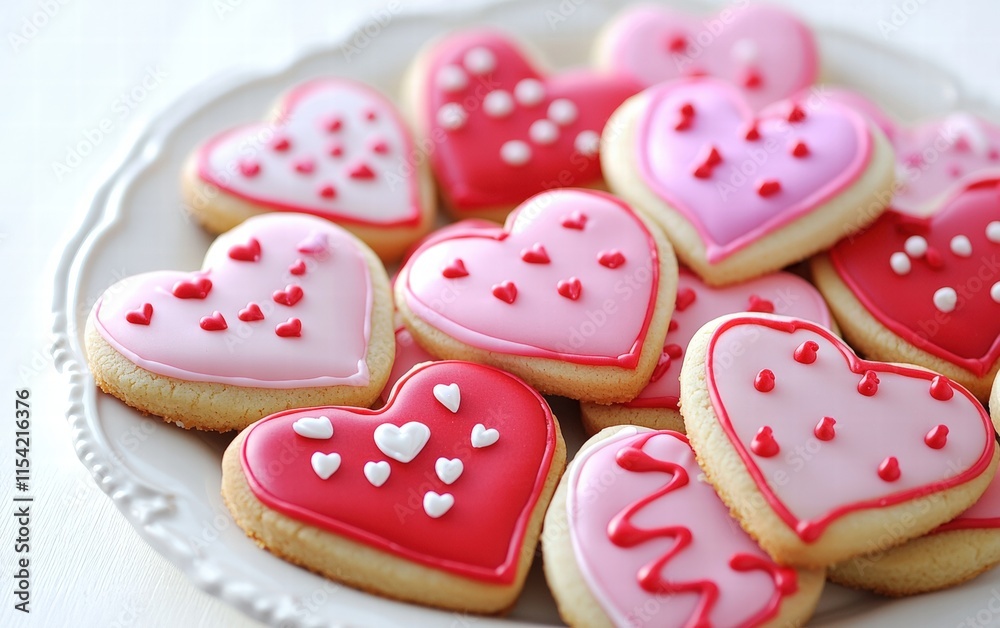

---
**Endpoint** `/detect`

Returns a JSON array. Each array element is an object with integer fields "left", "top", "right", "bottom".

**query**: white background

[{"left": 2, "top": 0, "right": 998, "bottom": 626}]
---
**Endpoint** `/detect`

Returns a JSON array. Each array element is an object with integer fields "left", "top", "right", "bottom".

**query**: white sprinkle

[
  {"left": 434, "top": 458, "right": 464, "bottom": 485},
  {"left": 463, "top": 47, "right": 496, "bottom": 75},
  {"left": 950, "top": 235, "right": 972, "bottom": 257},
  {"left": 889, "top": 252, "right": 911, "bottom": 275},
  {"left": 432, "top": 383, "right": 461, "bottom": 413},
  {"left": 514, "top": 78, "right": 545, "bottom": 106},
  {"left": 730, "top": 38, "right": 759, "bottom": 64},
  {"left": 436, "top": 64, "right": 467, "bottom": 92},
  {"left": 471, "top": 423, "right": 500, "bottom": 448},
  {"left": 904, "top": 235, "right": 928, "bottom": 257},
  {"left": 987, "top": 221, "right": 1000, "bottom": 243},
  {"left": 437, "top": 103, "right": 467, "bottom": 130},
  {"left": 574, "top": 130, "right": 600, "bottom": 156},
  {"left": 310, "top": 452, "right": 341, "bottom": 480},
  {"left": 423, "top": 491, "right": 455, "bottom": 518},
  {"left": 529, "top": 119, "right": 559, "bottom": 145},
  {"left": 933, "top": 287, "right": 957, "bottom": 313},
  {"left": 483, "top": 90, "right": 514, "bottom": 118},
  {"left": 992, "top": 282, "right": 1000, "bottom": 303},
  {"left": 500, "top": 140, "right": 531, "bottom": 166},
  {"left": 363, "top": 461, "right": 390, "bottom": 487},
  {"left": 547, "top": 98, "right": 578, "bottom": 125}
]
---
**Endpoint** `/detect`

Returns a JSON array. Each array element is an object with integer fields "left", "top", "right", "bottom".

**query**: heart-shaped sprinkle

[
  {"left": 348, "top": 161, "right": 376, "bottom": 180},
  {"left": 172, "top": 277, "right": 212, "bottom": 299},
  {"left": 311, "top": 452, "right": 342, "bottom": 480},
  {"left": 125, "top": 303, "right": 153, "bottom": 325},
  {"left": 293, "top": 416, "right": 334, "bottom": 439},
  {"left": 297, "top": 231, "right": 329, "bottom": 255},
  {"left": 597, "top": 249, "right": 626, "bottom": 269},
  {"left": 491, "top": 281, "right": 518, "bottom": 304},
  {"left": 423, "top": 491, "right": 455, "bottom": 518},
  {"left": 675, "top": 287, "right": 697, "bottom": 311},
  {"left": 814, "top": 416, "right": 836, "bottom": 441},
  {"left": 520, "top": 243, "right": 550, "bottom": 264},
  {"left": 374, "top": 422, "right": 431, "bottom": 463},
  {"left": 557, "top": 277, "right": 583, "bottom": 301},
  {"left": 561, "top": 211, "right": 587, "bottom": 230},
  {"left": 364, "top": 460, "right": 391, "bottom": 487},
  {"left": 228, "top": 237, "right": 262, "bottom": 262},
  {"left": 288, "top": 259, "right": 307, "bottom": 276},
  {"left": 442, "top": 258, "right": 469, "bottom": 278},
  {"left": 433, "top": 383, "right": 461, "bottom": 413},
  {"left": 238, "top": 302, "right": 265, "bottom": 322},
  {"left": 435, "top": 458, "right": 464, "bottom": 485},
  {"left": 472, "top": 423, "right": 500, "bottom": 448},
  {"left": 272, "top": 284, "right": 304, "bottom": 306},
  {"left": 747, "top": 295, "right": 775, "bottom": 313},
  {"left": 275, "top": 318, "right": 302, "bottom": 338},
  {"left": 200, "top": 311, "right": 227, "bottom": 331}
]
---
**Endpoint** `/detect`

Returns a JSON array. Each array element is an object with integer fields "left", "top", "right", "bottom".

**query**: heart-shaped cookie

[
  {"left": 407, "top": 29, "right": 638, "bottom": 219},
  {"left": 597, "top": 4, "right": 817, "bottom": 110},
  {"left": 818, "top": 176, "right": 1000, "bottom": 400},
  {"left": 85, "top": 213, "right": 393, "bottom": 430},
  {"left": 681, "top": 314, "right": 997, "bottom": 566},
  {"left": 396, "top": 188, "right": 677, "bottom": 403},
  {"left": 222, "top": 360, "right": 565, "bottom": 612},
  {"left": 828, "top": 89, "right": 1000, "bottom": 216},
  {"left": 184, "top": 78, "right": 435, "bottom": 260},
  {"left": 581, "top": 269, "right": 832, "bottom": 434},
  {"left": 544, "top": 427, "right": 824, "bottom": 627},
  {"left": 603, "top": 77, "right": 894, "bottom": 285}
]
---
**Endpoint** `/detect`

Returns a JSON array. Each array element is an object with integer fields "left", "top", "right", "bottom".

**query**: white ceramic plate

[{"left": 51, "top": 0, "right": 998, "bottom": 625}]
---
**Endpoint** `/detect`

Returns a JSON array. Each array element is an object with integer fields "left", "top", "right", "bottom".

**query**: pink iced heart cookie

[
  {"left": 603, "top": 77, "right": 894, "bottom": 285},
  {"left": 597, "top": 4, "right": 818, "bottom": 110},
  {"left": 580, "top": 269, "right": 832, "bottom": 434},
  {"left": 817, "top": 176, "right": 1000, "bottom": 401},
  {"left": 544, "top": 427, "right": 824, "bottom": 627},
  {"left": 681, "top": 315, "right": 997, "bottom": 566},
  {"left": 407, "top": 29, "right": 639, "bottom": 220},
  {"left": 85, "top": 213, "right": 394, "bottom": 430},
  {"left": 222, "top": 360, "right": 565, "bottom": 612},
  {"left": 396, "top": 189, "right": 678, "bottom": 403},
  {"left": 828, "top": 89, "right": 1000, "bottom": 216},
  {"left": 184, "top": 78, "right": 435, "bottom": 261},
  {"left": 377, "top": 326, "right": 436, "bottom": 406}
]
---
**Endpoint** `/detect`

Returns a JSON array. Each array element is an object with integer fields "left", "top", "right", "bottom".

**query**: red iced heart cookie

[
  {"left": 224, "top": 360, "right": 564, "bottom": 612},
  {"left": 87, "top": 213, "right": 392, "bottom": 429},
  {"left": 823, "top": 177, "right": 1000, "bottom": 398},
  {"left": 598, "top": 4, "right": 818, "bottom": 110},
  {"left": 828, "top": 89, "right": 1000, "bottom": 216},
  {"left": 412, "top": 30, "right": 638, "bottom": 217},
  {"left": 396, "top": 189, "right": 675, "bottom": 403},
  {"left": 187, "top": 78, "right": 433, "bottom": 260},
  {"left": 684, "top": 315, "right": 996, "bottom": 566}
]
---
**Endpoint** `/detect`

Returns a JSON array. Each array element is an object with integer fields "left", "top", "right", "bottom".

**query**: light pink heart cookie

[
  {"left": 396, "top": 188, "right": 676, "bottom": 403},
  {"left": 547, "top": 427, "right": 823, "bottom": 627},
  {"left": 597, "top": 4, "right": 818, "bottom": 110},
  {"left": 604, "top": 77, "right": 893, "bottom": 284},
  {"left": 87, "top": 213, "right": 393, "bottom": 429},
  {"left": 827, "top": 88, "right": 1000, "bottom": 216},
  {"left": 187, "top": 79, "right": 434, "bottom": 260},
  {"left": 684, "top": 315, "right": 997, "bottom": 565},
  {"left": 410, "top": 29, "right": 639, "bottom": 219}
]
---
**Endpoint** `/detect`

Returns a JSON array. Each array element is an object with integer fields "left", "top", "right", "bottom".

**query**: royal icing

[
  {"left": 829, "top": 178, "right": 1000, "bottom": 377},
  {"left": 400, "top": 189, "right": 660, "bottom": 367},
  {"left": 377, "top": 327, "right": 437, "bottom": 405},
  {"left": 421, "top": 30, "right": 638, "bottom": 212},
  {"left": 827, "top": 89, "right": 1000, "bottom": 216},
  {"left": 568, "top": 429, "right": 797, "bottom": 627},
  {"left": 637, "top": 78, "right": 872, "bottom": 263},
  {"left": 600, "top": 4, "right": 818, "bottom": 110},
  {"left": 197, "top": 79, "right": 423, "bottom": 227},
  {"left": 241, "top": 360, "right": 558, "bottom": 583},
  {"left": 626, "top": 269, "right": 831, "bottom": 410},
  {"left": 706, "top": 316, "right": 995, "bottom": 542},
  {"left": 94, "top": 213, "right": 373, "bottom": 387}
]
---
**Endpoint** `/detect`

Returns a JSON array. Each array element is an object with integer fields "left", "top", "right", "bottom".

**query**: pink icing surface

[
  {"left": 198, "top": 79, "right": 422, "bottom": 227},
  {"left": 826, "top": 89, "right": 1000, "bottom": 217},
  {"left": 567, "top": 428, "right": 795, "bottom": 627},
  {"left": 378, "top": 326, "right": 436, "bottom": 404},
  {"left": 627, "top": 269, "right": 831, "bottom": 409},
  {"left": 94, "top": 213, "right": 373, "bottom": 387},
  {"left": 422, "top": 30, "right": 638, "bottom": 212},
  {"left": 708, "top": 316, "right": 995, "bottom": 541},
  {"left": 603, "top": 5, "right": 818, "bottom": 111},
  {"left": 637, "top": 78, "right": 872, "bottom": 263},
  {"left": 401, "top": 189, "right": 659, "bottom": 368}
]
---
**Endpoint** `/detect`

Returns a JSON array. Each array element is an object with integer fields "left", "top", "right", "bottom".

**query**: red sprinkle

[
  {"left": 857, "top": 370, "right": 880, "bottom": 396},
  {"left": 793, "top": 341, "right": 819, "bottom": 364},
  {"left": 746, "top": 295, "right": 774, "bottom": 313},
  {"left": 598, "top": 250, "right": 626, "bottom": 269},
  {"left": 521, "top": 243, "right": 550, "bottom": 264},
  {"left": 693, "top": 146, "right": 723, "bottom": 178},
  {"left": 318, "top": 184, "right": 337, "bottom": 199},
  {"left": 754, "top": 369, "right": 775, "bottom": 393},
  {"left": 272, "top": 284, "right": 304, "bottom": 306},
  {"left": 200, "top": 311, "right": 227, "bottom": 331},
  {"left": 878, "top": 456, "right": 900, "bottom": 482},
  {"left": 675, "top": 102, "right": 696, "bottom": 131},
  {"left": 668, "top": 320, "right": 679, "bottom": 332},
  {"left": 925, "top": 247, "right": 944, "bottom": 269},
  {"left": 275, "top": 317, "right": 302, "bottom": 338},
  {"left": 272, "top": 137, "right": 291, "bottom": 152},
  {"left": 238, "top": 303, "right": 264, "bottom": 322},
  {"left": 650, "top": 351, "right": 671, "bottom": 382},
  {"left": 814, "top": 416, "right": 836, "bottom": 441},
  {"left": 667, "top": 34, "right": 688, "bottom": 53},
  {"left": 325, "top": 117, "right": 342, "bottom": 132},
  {"left": 328, "top": 143, "right": 344, "bottom": 157},
  {"left": 744, "top": 122, "right": 760, "bottom": 141},
  {"left": 791, "top": 141, "right": 810, "bottom": 158},
  {"left": 442, "top": 259, "right": 469, "bottom": 279},
  {"left": 125, "top": 303, "right": 153, "bottom": 325},
  {"left": 751, "top": 426, "right": 780, "bottom": 457},
  {"left": 929, "top": 375, "right": 954, "bottom": 401},
  {"left": 757, "top": 180, "right": 782, "bottom": 197},
  {"left": 347, "top": 162, "right": 376, "bottom": 179},
  {"left": 664, "top": 344, "right": 683, "bottom": 359},
  {"left": 492, "top": 281, "right": 517, "bottom": 304},
  {"left": 742, "top": 68, "right": 763, "bottom": 89},
  {"left": 675, "top": 287, "right": 697, "bottom": 312},
  {"left": 925, "top": 425, "right": 950, "bottom": 449},
  {"left": 557, "top": 277, "right": 582, "bottom": 301},
  {"left": 172, "top": 277, "right": 212, "bottom": 299},
  {"left": 294, "top": 159, "right": 315, "bottom": 174},
  {"left": 238, "top": 161, "right": 260, "bottom": 177},
  {"left": 371, "top": 139, "right": 389, "bottom": 154},
  {"left": 787, "top": 105, "right": 806, "bottom": 122},
  {"left": 228, "top": 238, "right": 261, "bottom": 262},
  {"left": 289, "top": 259, "right": 307, "bottom": 276},
  {"left": 561, "top": 211, "right": 588, "bottom": 230}
]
